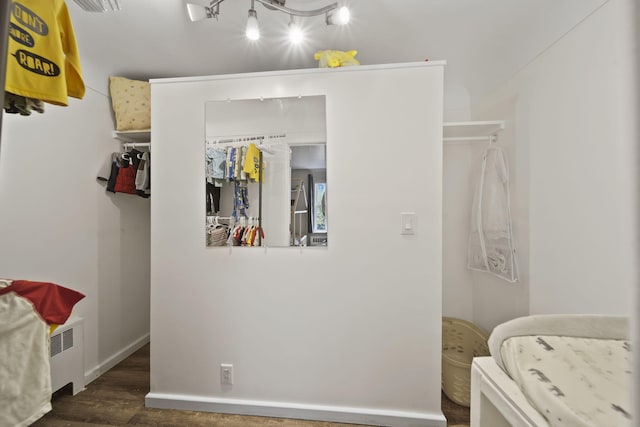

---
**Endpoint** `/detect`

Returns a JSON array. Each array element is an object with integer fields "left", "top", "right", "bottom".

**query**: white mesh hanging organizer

[{"left": 467, "top": 145, "right": 519, "bottom": 282}]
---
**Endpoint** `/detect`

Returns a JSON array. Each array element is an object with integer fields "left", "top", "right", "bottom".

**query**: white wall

[
  {"left": 452, "top": 0, "right": 637, "bottom": 331},
  {"left": 634, "top": 0, "right": 640, "bottom": 417},
  {"left": 524, "top": 0, "right": 636, "bottom": 317},
  {"left": 147, "top": 63, "right": 445, "bottom": 426},
  {"left": 0, "top": 84, "right": 151, "bottom": 383},
  {"left": 443, "top": 83, "right": 471, "bottom": 122},
  {"left": 442, "top": 140, "right": 481, "bottom": 322},
  {"left": 205, "top": 96, "right": 326, "bottom": 141}
]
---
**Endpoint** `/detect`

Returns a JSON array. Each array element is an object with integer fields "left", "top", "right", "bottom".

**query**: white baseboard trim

[
  {"left": 84, "top": 333, "right": 150, "bottom": 385},
  {"left": 145, "top": 393, "right": 447, "bottom": 427}
]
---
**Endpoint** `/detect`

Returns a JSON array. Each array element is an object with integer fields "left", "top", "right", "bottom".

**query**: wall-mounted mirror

[{"left": 204, "top": 95, "right": 327, "bottom": 248}]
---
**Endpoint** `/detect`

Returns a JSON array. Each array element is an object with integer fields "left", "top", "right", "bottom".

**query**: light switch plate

[{"left": 400, "top": 212, "right": 416, "bottom": 235}]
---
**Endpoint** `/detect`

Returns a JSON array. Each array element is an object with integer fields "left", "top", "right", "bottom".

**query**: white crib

[{"left": 470, "top": 315, "right": 631, "bottom": 427}]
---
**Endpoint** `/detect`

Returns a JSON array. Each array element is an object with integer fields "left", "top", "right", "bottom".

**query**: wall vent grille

[
  {"left": 62, "top": 329, "right": 74, "bottom": 350},
  {"left": 50, "top": 327, "right": 74, "bottom": 357},
  {"left": 50, "top": 334, "right": 62, "bottom": 357}
]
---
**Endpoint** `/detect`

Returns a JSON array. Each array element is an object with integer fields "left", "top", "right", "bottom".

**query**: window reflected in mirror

[
  {"left": 204, "top": 95, "right": 327, "bottom": 248},
  {"left": 313, "top": 182, "right": 327, "bottom": 233}
]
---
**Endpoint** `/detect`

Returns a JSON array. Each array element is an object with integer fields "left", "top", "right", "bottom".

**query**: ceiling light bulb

[
  {"left": 246, "top": 8, "right": 260, "bottom": 40},
  {"left": 327, "top": 6, "right": 350, "bottom": 25},
  {"left": 288, "top": 21, "right": 304, "bottom": 44},
  {"left": 336, "top": 6, "right": 350, "bottom": 24}
]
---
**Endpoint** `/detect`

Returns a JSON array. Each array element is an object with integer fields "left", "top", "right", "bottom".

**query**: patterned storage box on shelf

[{"left": 442, "top": 317, "right": 490, "bottom": 406}]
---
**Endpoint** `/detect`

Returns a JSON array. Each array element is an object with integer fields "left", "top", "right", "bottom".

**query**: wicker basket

[{"left": 442, "top": 317, "right": 490, "bottom": 407}]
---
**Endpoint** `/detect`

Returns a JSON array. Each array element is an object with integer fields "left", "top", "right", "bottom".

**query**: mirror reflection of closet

[{"left": 205, "top": 95, "right": 327, "bottom": 248}]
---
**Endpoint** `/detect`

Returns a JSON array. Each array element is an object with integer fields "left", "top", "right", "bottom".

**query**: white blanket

[{"left": 0, "top": 283, "right": 52, "bottom": 427}]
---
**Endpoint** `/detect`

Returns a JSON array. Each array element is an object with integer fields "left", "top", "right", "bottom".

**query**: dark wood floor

[{"left": 33, "top": 344, "right": 470, "bottom": 426}]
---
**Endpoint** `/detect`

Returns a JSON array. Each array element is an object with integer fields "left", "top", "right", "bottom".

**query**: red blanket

[{"left": 0, "top": 280, "right": 85, "bottom": 325}]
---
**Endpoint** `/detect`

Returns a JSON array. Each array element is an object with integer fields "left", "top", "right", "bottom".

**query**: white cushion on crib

[{"left": 501, "top": 335, "right": 632, "bottom": 427}]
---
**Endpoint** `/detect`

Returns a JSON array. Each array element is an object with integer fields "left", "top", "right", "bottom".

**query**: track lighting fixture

[{"left": 185, "top": 0, "right": 350, "bottom": 42}]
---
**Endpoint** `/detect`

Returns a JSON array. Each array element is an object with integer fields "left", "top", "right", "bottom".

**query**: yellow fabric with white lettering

[{"left": 5, "top": 0, "right": 85, "bottom": 106}]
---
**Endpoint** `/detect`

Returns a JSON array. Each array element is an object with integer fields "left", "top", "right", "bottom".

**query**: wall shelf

[
  {"left": 443, "top": 120, "right": 505, "bottom": 142},
  {"left": 112, "top": 129, "right": 151, "bottom": 147}
]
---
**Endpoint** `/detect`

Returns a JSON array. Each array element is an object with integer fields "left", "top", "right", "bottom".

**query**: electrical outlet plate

[{"left": 220, "top": 363, "right": 233, "bottom": 385}]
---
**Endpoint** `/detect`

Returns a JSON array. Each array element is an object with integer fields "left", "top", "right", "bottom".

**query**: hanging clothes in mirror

[{"left": 205, "top": 146, "right": 225, "bottom": 214}]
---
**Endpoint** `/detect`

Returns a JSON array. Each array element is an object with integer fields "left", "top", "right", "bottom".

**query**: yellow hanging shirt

[
  {"left": 5, "top": 0, "right": 85, "bottom": 106},
  {"left": 243, "top": 143, "right": 263, "bottom": 182}
]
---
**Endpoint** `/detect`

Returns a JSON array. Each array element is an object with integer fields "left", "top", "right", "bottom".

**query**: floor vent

[{"left": 51, "top": 327, "right": 74, "bottom": 357}]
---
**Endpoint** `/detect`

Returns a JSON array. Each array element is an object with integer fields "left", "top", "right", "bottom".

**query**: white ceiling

[{"left": 67, "top": 0, "right": 608, "bottom": 103}]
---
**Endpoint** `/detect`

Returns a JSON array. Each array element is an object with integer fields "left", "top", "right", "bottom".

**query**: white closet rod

[
  {"left": 123, "top": 142, "right": 150, "bottom": 149},
  {"left": 207, "top": 216, "right": 234, "bottom": 220},
  {"left": 443, "top": 136, "right": 496, "bottom": 142},
  {"left": 208, "top": 133, "right": 286, "bottom": 144},
  {"left": 443, "top": 120, "right": 505, "bottom": 143},
  {"left": 206, "top": 216, "right": 260, "bottom": 221}
]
